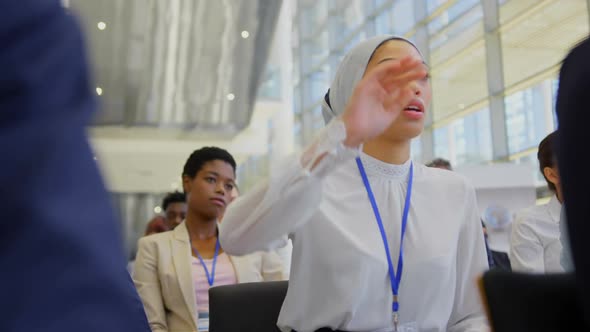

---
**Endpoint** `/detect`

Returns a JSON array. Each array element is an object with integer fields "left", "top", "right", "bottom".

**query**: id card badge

[
  {"left": 383, "top": 322, "right": 418, "bottom": 332},
  {"left": 397, "top": 322, "right": 418, "bottom": 332},
  {"left": 197, "top": 312, "right": 209, "bottom": 332}
]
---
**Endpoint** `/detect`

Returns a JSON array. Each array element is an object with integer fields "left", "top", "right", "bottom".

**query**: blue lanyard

[
  {"left": 191, "top": 238, "right": 221, "bottom": 286},
  {"left": 356, "top": 157, "right": 413, "bottom": 326}
]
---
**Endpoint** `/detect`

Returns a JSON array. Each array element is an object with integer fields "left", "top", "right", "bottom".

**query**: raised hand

[{"left": 341, "top": 56, "right": 428, "bottom": 147}]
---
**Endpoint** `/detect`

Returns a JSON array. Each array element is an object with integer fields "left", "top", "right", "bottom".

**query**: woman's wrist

[{"left": 341, "top": 115, "right": 363, "bottom": 148}]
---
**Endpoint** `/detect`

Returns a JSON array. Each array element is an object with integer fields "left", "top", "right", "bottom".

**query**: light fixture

[
  {"left": 97, "top": 22, "right": 107, "bottom": 30},
  {"left": 227, "top": 93, "right": 235, "bottom": 101},
  {"left": 96, "top": 87, "right": 103, "bottom": 96},
  {"left": 458, "top": 103, "right": 465, "bottom": 109},
  {"left": 241, "top": 30, "right": 250, "bottom": 39},
  {"left": 170, "top": 182, "right": 178, "bottom": 189},
  {"left": 154, "top": 206, "right": 162, "bottom": 214}
]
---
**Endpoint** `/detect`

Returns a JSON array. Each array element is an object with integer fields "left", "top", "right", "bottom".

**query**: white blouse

[
  {"left": 510, "top": 195, "right": 564, "bottom": 273},
  {"left": 220, "top": 119, "right": 489, "bottom": 332}
]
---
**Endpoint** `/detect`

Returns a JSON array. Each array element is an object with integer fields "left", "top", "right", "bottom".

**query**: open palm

[{"left": 342, "top": 56, "right": 427, "bottom": 147}]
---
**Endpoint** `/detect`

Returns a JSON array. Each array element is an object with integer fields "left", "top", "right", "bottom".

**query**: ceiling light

[
  {"left": 170, "top": 182, "right": 178, "bottom": 189},
  {"left": 97, "top": 22, "right": 107, "bottom": 30},
  {"left": 458, "top": 103, "right": 465, "bottom": 109},
  {"left": 227, "top": 93, "right": 235, "bottom": 101},
  {"left": 241, "top": 30, "right": 250, "bottom": 39},
  {"left": 154, "top": 206, "right": 162, "bottom": 214},
  {"left": 96, "top": 87, "right": 103, "bottom": 96}
]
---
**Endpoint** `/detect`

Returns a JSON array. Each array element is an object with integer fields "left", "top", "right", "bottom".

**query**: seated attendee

[
  {"left": 426, "top": 157, "right": 452, "bottom": 171},
  {"left": 143, "top": 216, "right": 168, "bottom": 236},
  {"left": 220, "top": 35, "right": 489, "bottom": 332},
  {"left": 482, "top": 206, "right": 513, "bottom": 271},
  {"left": 160, "top": 190, "right": 188, "bottom": 230},
  {"left": 510, "top": 131, "right": 564, "bottom": 273},
  {"left": 133, "top": 147, "right": 285, "bottom": 332}
]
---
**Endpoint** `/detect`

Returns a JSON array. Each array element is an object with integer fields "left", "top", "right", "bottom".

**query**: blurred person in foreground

[
  {"left": 0, "top": 0, "right": 150, "bottom": 331},
  {"left": 555, "top": 37, "right": 590, "bottom": 328}
]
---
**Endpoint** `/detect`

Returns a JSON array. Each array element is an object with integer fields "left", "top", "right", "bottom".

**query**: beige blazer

[{"left": 133, "top": 222, "right": 286, "bottom": 332}]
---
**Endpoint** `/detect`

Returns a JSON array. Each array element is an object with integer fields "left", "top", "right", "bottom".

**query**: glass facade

[{"left": 292, "top": 0, "right": 589, "bottom": 197}]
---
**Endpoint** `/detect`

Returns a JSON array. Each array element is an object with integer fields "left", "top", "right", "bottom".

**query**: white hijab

[{"left": 321, "top": 35, "right": 422, "bottom": 124}]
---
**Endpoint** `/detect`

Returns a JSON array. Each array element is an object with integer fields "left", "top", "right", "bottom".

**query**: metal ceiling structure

[{"left": 70, "top": 0, "right": 282, "bottom": 137}]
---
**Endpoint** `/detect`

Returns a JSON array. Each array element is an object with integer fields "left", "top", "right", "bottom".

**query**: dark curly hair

[
  {"left": 182, "top": 147, "right": 236, "bottom": 179},
  {"left": 161, "top": 191, "right": 186, "bottom": 210}
]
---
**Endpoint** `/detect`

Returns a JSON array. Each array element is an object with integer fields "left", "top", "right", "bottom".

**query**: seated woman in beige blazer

[{"left": 133, "top": 147, "right": 286, "bottom": 332}]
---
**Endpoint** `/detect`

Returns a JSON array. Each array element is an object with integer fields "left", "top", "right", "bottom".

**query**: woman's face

[
  {"left": 364, "top": 39, "right": 431, "bottom": 142},
  {"left": 182, "top": 160, "right": 236, "bottom": 221}
]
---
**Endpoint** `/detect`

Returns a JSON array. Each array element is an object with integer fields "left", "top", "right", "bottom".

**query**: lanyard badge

[
  {"left": 191, "top": 237, "right": 221, "bottom": 286},
  {"left": 356, "top": 157, "right": 413, "bottom": 332}
]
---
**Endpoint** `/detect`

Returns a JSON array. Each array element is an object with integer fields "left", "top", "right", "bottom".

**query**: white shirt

[
  {"left": 510, "top": 195, "right": 564, "bottom": 273},
  {"left": 220, "top": 119, "right": 489, "bottom": 332}
]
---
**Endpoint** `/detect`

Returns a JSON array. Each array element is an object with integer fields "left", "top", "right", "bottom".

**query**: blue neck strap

[
  {"left": 191, "top": 237, "right": 221, "bottom": 286},
  {"left": 356, "top": 157, "right": 413, "bottom": 314}
]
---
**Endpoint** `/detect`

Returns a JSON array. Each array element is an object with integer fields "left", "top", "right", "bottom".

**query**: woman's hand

[{"left": 341, "top": 56, "right": 427, "bottom": 147}]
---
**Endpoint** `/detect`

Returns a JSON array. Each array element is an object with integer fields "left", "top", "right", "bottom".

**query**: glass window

[
  {"left": 257, "top": 65, "right": 281, "bottom": 100},
  {"left": 391, "top": 0, "right": 416, "bottom": 36},
  {"left": 427, "top": 0, "right": 448, "bottom": 14},
  {"left": 433, "top": 126, "right": 451, "bottom": 161},
  {"left": 500, "top": 0, "right": 589, "bottom": 89},
  {"left": 427, "top": 0, "right": 479, "bottom": 35},
  {"left": 300, "top": 3, "right": 329, "bottom": 40},
  {"left": 456, "top": 107, "right": 493, "bottom": 165},
  {"left": 505, "top": 81, "right": 554, "bottom": 154},
  {"left": 428, "top": 1, "right": 485, "bottom": 123},
  {"left": 328, "top": 0, "right": 366, "bottom": 47},
  {"left": 411, "top": 138, "right": 423, "bottom": 163},
  {"left": 300, "top": 34, "right": 329, "bottom": 74},
  {"left": 375, "top": 8, "right": 392, "bottom": 35},
  {"left": 430, "top": 40, "right": 487, "bottom": 122},
  {"left": 429, "top": 3, "right": 483, "bottom": 51},
  {"left": 433, "top": 107, "right": 492, "bottom": 167},
  {"left": 294, "top": 85, "right": 302, "bottom": 115},
  {"left": 302, "top": 70, "right": 329, "bottom": 108}
]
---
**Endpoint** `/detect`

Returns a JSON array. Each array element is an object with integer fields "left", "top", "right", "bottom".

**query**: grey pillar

[
  {"left": 414, "top": 0, "right": 435, "bottom": 162},
  {"left": 482, "top": 0, "right": 509, "bottom": 160}
]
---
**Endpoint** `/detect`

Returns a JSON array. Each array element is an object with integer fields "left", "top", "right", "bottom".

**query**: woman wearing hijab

[{"left": 220, "top": 35, "right": 488, "bottom": 332}]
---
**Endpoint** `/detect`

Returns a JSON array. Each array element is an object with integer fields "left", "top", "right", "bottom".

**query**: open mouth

[{"left": 404, "top": 105, "right": 423, "bottom": 113}]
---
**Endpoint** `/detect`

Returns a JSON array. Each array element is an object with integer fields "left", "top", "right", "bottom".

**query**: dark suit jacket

[
  {"left": 556, "top": 36, "right": 590, "bottom": 327},
  {"left": 0, "top": 1, "right": 150, "bottom": 331}
]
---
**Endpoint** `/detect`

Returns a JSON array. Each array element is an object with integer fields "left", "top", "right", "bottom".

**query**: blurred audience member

[
  {"left": 482, "top": 206, "right": 512, "bottom": 271},
  {"left": 161, "top": 191, "right": 187, "bottom": 230},
  {"left": 144, "top": 216, "right": 168, "bottom": 236},
  {"left": 0, "top": 1, "right": 150, "bottom": 331},
  {"left": 510, "top": 131, "right": 563, "bottom": 273},
  {"left": 426, "top": 157, "right": 452, "bottom": 170},
  {"left": 133, "top": 147, "right": 285, "bottom": 332}
]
